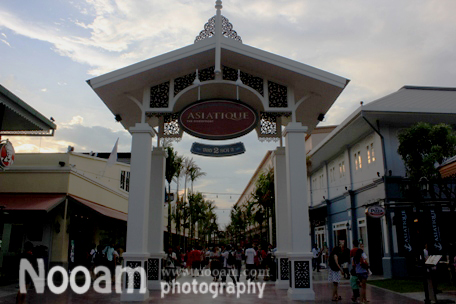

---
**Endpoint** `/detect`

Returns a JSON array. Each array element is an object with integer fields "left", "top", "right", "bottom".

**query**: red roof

[{"left": 0, "top": 193, "right": 65, "bottom": 211}]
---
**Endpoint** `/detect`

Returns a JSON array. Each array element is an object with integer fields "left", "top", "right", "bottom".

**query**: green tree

[{"left": 398, "top": 122, "right": 456, "bottom": 181}]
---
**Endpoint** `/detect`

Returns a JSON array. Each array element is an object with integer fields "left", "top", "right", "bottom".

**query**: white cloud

[
  {"left": 1, "top": 39, "right": 11, "bottom": 47},
  {"left": 235, "top": 168, "right": 256, "bottom": 175}
]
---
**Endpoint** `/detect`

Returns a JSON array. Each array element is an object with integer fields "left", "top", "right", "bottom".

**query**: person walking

[
  {"left": 340, "top": 240, "right": 350, "bottom": 279},
  {"left": 312, "top": 244, "right": 320, "bottom": 272},
  {"left": 211, "top": 246, "right": 221, "bottom": 281},
  {"left": 245, "top": 244, "right": 256, "bottom": 281},
  {"left": 350, "top": 268, "right": 360, "bottom": 303},
  {"left": 354, "top": 247, "right": 369, "bottom": 304},
  {"left": 328, "top": 246, "right": 344, "bottom": 301},
  {"left": 89, "top": 243, "right": 97, "bottom": 281},
  {"left": 234, "top": 245, "right": 243, "bottom": 282},
  {"left": 221, "top": 245, "right": 237, "bottom": 286}
]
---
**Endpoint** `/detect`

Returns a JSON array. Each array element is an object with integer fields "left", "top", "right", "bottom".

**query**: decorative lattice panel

[
  {"left": 125, "top": 261, "right": 142, "bottom": 289},
  {"left": 150, "top": 82, "right": 170, "bottom": 108},
  {"left": 294, "top": 261, "right": 310, "bottom": 288},
  {"left": 174, "top": 72, "right": 196, "bottom": 96},
  {"left": 280, "top": 258, "right": 289, "bottom": 281},
  {"left": 268, "top": 81, "right": 288, "bottom": 107},
  {"left": 195, "top": 16, "right": 242, "bottom": 43},
  {"left": 147, "top": 258, "right": 159, "bottom": 281}
]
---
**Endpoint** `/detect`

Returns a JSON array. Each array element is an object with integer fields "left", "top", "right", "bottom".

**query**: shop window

[{"left": 120, "top": 170, "right": 130, "bottom": 192}]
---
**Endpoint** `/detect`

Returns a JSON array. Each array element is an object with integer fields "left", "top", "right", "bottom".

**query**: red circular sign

[
  {"left": 0, "top": 141, "right": 15, "bottom": 168},
  {"left": 179, "top": 100, "right": 258, "bottom": 140},
  {"left": 366, "top": 205, "right": 385, "bottom": 218}
]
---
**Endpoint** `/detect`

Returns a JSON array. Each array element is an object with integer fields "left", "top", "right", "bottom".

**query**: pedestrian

[
  {"left": 350, "top": 268, "right": 360, "bottom": 303},
  {"left": 211, "top": 246, "right": 221, "bottom": 281},
  {"left": 312, "top": 243, "right": 320, "bottom": 272},
  {"left": 165, "top": 247, "right": 178, "bottom": 284},
  {"left": 102, "top": 242, "right": 117, "bottom": 283},
  {"left": 245, "top": 243, "right": 256, "bottom": 281},
  {"left": 350, "top": 240, "right": 360, "bottom": 263},
  {"left": 253, "top": 246, "right": 262, "bottom": 280},
  {"left": 328, "top": 246, "right": 344, "bottom": 301},
  {"left": 354, "top": 247, "right": 369, "bottom": 304},
  {"left": 221, "top": 245, "right": 237, "bottom": 285},
  {"left": 190, "top": 247, "right": 200, "bottom": 277},
  {"left": 16, "top": 242, "right": 36, "bottom": 304},
  {"left": 234, "top": 245, "right": 243, "bottom": 282},
  {"left": 340, "top": 240, "right": 350, "bottom": 279},
  {"left": 89, "top": 243, "right": 97, "bottom": 281}
]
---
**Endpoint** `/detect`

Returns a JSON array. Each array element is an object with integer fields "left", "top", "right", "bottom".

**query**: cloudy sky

[{"left": 1, "top": 0, "right": 455, "bottom": 226}]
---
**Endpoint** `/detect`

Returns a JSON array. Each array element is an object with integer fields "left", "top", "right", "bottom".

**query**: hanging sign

[
  {"left": 366, "top": 205, "right": 385, "bottom": 218},
  {"left": 429, "top": 209, "right": 443, "bottom": 252},
  {"left": 179, "top": 100, "right": 258, "bottom": 140},
  {"left": 191, "top": 142, "right": 246, "bottom": 157},
  {"left": 0, "top": 140, "right": 15, "bottom": 168},
  {"left": 401, "top": 210, "right": 413, "bottom": 252}
]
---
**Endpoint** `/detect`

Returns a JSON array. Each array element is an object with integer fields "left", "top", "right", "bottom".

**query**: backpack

[{"left": 227, "top": 251, "right": 236, "bottom": 266}]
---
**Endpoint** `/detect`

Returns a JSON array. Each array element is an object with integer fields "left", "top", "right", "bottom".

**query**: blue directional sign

[{"left": 191, "top": 142, "right": 246, "bottom": 157}]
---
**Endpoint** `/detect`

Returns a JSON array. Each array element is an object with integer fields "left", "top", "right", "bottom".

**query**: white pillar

[
  {"left": 273, "top": 147, "right": 291, "bottom": 289},
  {"left": 147, "top": 147, "right": 166, "bottom": 289},
  {"left": 284, "top": 122, "right": 315, "bottom": 301},
  {"left": 121, "top": 123, "right": 153, "bottom": 302}
]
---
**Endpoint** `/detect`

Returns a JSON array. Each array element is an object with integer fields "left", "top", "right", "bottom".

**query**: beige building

[{"left": 0, "top": 151, "right": 129, "bottom": 276}]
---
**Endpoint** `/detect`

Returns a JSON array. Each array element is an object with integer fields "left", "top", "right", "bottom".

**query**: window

[
  {"left": 339, "top": 161, "right": 345, "bottom": 177},
  {"left": 367, "top": 145, "right": 371, "bottom": 164},
  {"left": 371, "top": 143, "right": 376, "bottom": 162},
  {"left": 120, "top": 170, "right": 130, "bottom": 192},
  {"left": 358, "top": 151, "right": 362, "bottom": 169},
  {"left": 354, "top": 153, "right": 358, "bottom": 170},
  {"left": 367, "top": 143, "right": 376, "bottom": 164}
]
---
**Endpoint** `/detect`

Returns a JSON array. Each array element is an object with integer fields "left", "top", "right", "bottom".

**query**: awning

[
  {"left": 69, "top": 195, "right": 127, "bottom": 221},
  {"left": 0, "top": 194, "right": 66, "bottom": 211}
]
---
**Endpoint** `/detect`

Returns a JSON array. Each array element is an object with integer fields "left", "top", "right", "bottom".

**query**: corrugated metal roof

[{"left": 363, "top": 86, "right": 456, "bottom": 114}]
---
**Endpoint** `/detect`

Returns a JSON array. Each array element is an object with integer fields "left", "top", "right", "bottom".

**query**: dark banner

[
  {"left": 400, "top": 209, "right": 413, "bottom": 253},
  {"left": 429, "top": 209, "right": 443, "bottom": 253}
]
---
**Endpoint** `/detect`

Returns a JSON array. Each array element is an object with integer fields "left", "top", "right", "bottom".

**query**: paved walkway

[{"left": 0, "top": 268, "right": 430, "bottom": 304}]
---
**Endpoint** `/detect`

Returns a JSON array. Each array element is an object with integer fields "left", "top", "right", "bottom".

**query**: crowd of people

[{"left": 162, "top": 243, "right": 277, "bottom": 285}]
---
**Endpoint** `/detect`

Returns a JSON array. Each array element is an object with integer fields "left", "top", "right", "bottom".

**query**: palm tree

[{"left": 165, "top": 146, "right": 179, "bottom": 247}]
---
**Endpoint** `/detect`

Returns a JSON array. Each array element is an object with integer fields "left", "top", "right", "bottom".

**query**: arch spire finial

[{"left": 215, "top": 0, "right": 222, "bottom": 13}]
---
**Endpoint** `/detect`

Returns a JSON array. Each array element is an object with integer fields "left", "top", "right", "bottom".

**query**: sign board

[
  {"left": 425, "top": 255, "right": 442, "bottom": 266},
  {"left": 179, "top": 100, "right": 258, "bottom": 140},
  {"left": 191, "top": 142, "right": 245, "bottom": 157},
  {"left": 366, "top": 205, "right": 385, "bottom": 218},
  {"left": 0, "top": 140, "right": 15, "bottom": 168}
]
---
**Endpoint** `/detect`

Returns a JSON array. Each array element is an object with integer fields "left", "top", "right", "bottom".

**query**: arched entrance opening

[{"left": 88, "top": 1, "right": 349, "bottom": 301}]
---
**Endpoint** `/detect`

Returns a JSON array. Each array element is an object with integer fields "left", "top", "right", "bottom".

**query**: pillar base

[
  {"left": 121, "top": 253, "right": 149, "bottom": 302},
  {"left": 287, "top": 287, "right": 315, "bottom": 301},
  {"left": 287, "top": 252, "right": 315, "bottom": 301},
  {"left": 120, "top": 289, "right": 150, "bottom": 302},
  {"left": 275, "top": 252, "right": 289, "bottom": 290},
  {"left": 148, "top": 252, "right": 165, "bottom": 290}
]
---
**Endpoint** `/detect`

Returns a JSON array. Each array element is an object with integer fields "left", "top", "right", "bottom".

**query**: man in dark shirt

[{"left": 339, "top": 240, "right": 351, "bottom": 279}]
